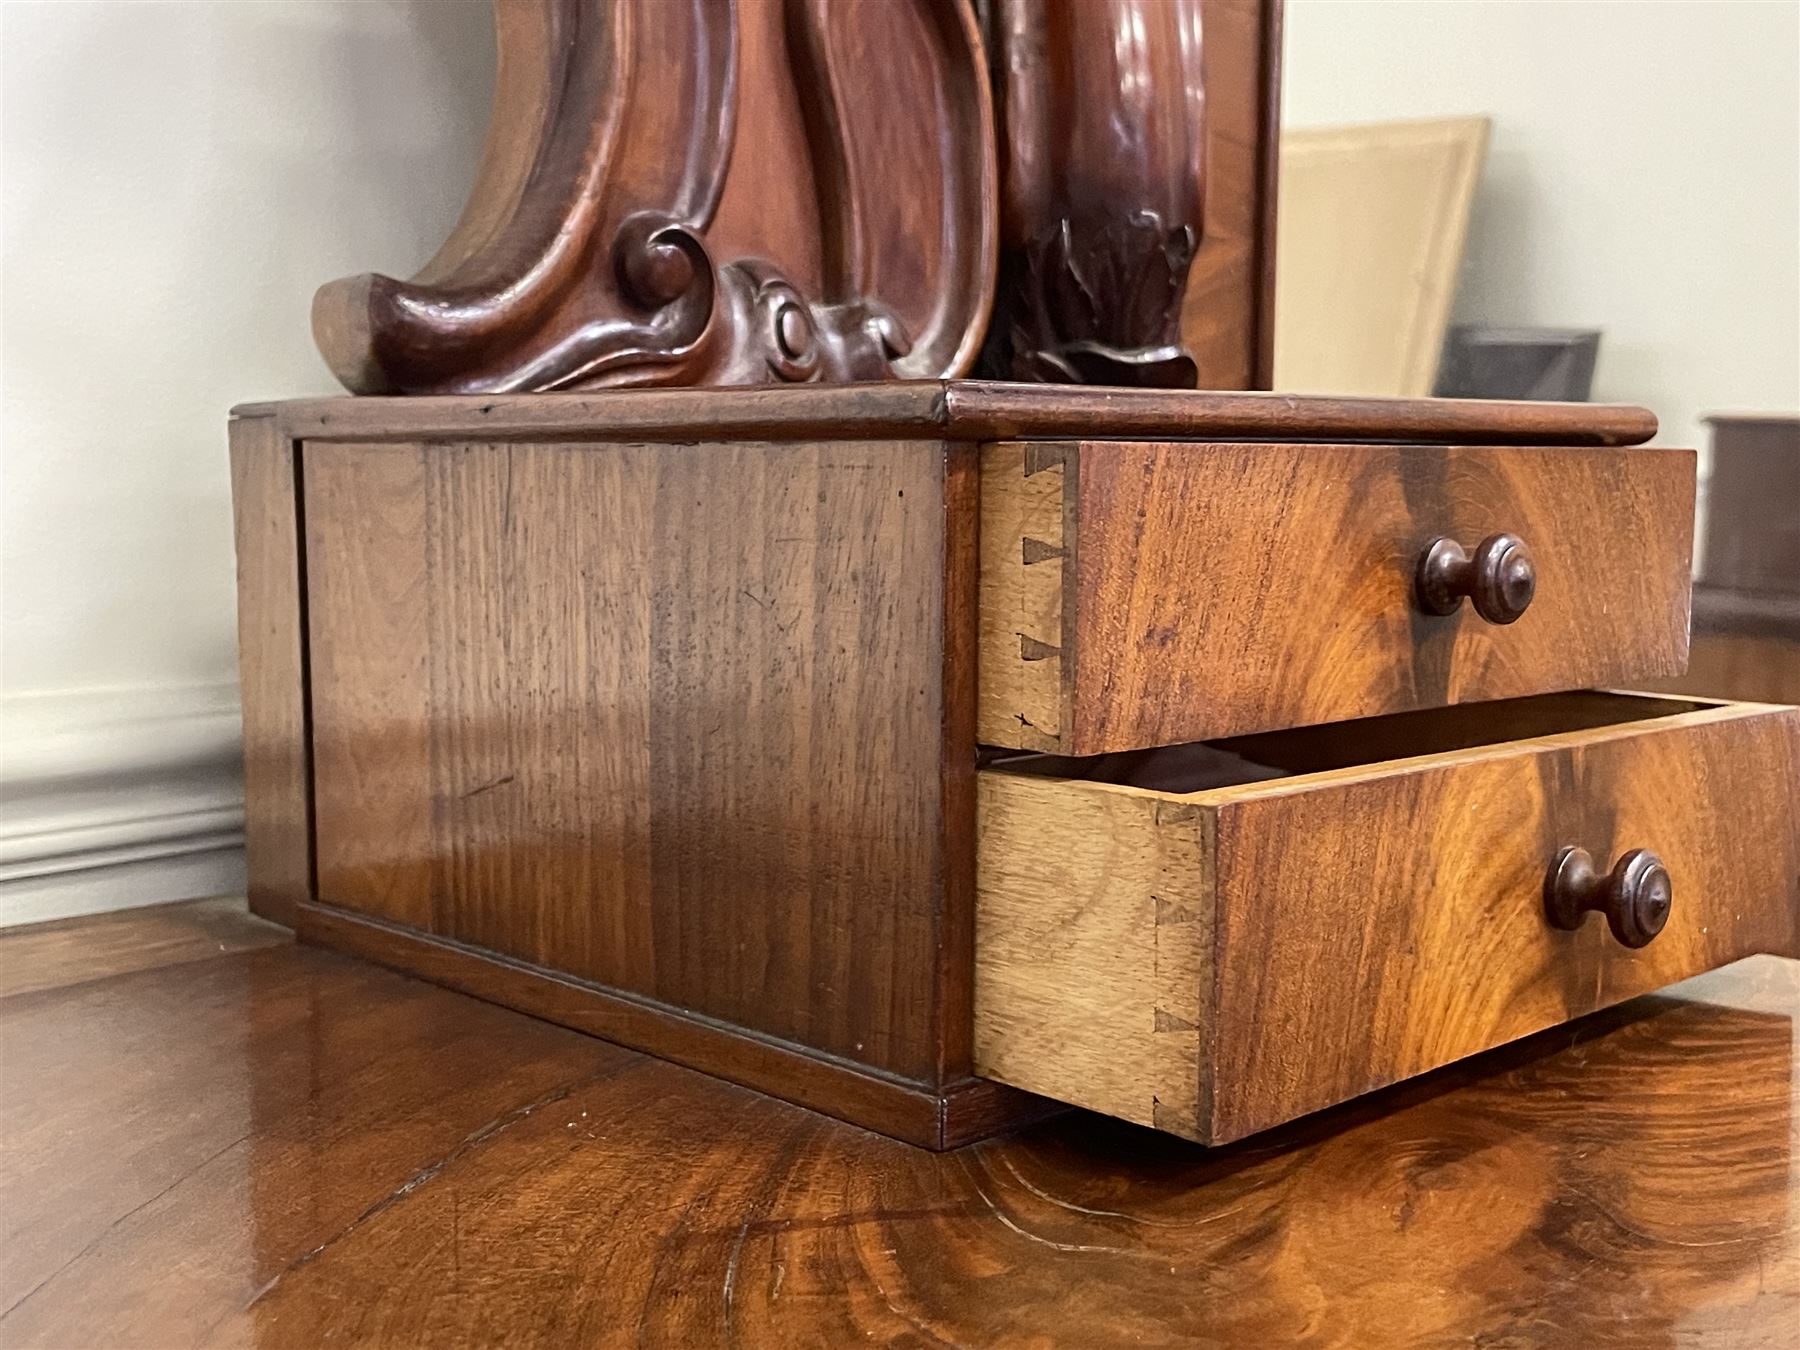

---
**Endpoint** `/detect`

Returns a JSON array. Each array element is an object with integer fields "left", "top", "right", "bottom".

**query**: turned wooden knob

[
  {"left": 1544, "top": 846, "right": 1672, "bottom": 948},
  {"left": 1415, "top": 533, "right": 1536, "bottom": 624}
]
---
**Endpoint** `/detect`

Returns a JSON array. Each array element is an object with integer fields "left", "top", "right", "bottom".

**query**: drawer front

[
  {"left": 974, "top": 697, "right": 1799, "bottom": 1144},
  {"left": 978, "top": 440, "right": 1696, "bottom": 753}
]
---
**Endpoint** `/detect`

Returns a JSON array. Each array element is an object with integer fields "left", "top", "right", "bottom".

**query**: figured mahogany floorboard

[
  {"left": 0, "top": 896, "right": 288, "bottom": 1000},
  {"left": 3, "top": 898, "right": 1796, "bottom": 1347}
]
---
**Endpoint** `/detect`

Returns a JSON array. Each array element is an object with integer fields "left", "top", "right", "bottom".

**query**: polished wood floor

[{"left": 3, "top": 898, "right": 1796, "bottom": 1347}]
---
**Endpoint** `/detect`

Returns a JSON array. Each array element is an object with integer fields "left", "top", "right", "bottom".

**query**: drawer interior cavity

[{"left": 983, "top": 691, "right": 1714, "bottom": 793}]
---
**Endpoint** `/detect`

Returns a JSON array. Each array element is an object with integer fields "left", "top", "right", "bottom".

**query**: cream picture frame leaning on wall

[{"left": 1275, "top": 115, "right": 1491, "bottom": 396}]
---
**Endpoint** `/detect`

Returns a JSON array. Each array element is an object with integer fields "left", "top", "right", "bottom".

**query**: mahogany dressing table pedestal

[{"left": 229, "top": 381, "right": 1799, "bottom": 1149}]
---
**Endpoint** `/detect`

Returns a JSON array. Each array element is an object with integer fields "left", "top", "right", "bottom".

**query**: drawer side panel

[
  {"left": 977, "top": 443, "right": 1068, "bottom": 750},
  {"left": 974, "top": 775, "right": 1211, "bottom": 1135}
]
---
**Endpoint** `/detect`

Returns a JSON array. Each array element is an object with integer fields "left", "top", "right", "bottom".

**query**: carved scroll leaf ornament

[{"left": 313, "top": 0, "right": 997, "bottom": 395}]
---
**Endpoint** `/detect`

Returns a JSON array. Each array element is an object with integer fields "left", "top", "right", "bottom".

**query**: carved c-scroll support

[
  {"left": 312, "top": 0, "right": 997, "bottom": 395},
  {"left": 314, "top": 0, "right": 660, "bottom": 393}
]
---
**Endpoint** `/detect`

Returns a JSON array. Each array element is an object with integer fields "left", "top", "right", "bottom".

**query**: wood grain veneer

[
  {"left": 975, "top": 694, "right": 1800, "bottom": 1143},
  {"left": 1654, "top": 630, "right": 1800, "bottom": 704},
  {"left": 978, "top": 439, "right": 1697, "bottom": 752},
  {"left": 298, "top": 436, "right": 986, "bottom": 1140}
]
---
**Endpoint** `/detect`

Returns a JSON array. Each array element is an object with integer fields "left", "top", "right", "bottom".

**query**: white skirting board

[{"left": 0, "top": 682, "right": 246, "bottom": 927}]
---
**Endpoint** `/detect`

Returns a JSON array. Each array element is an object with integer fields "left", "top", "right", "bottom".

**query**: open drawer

[{"left": 973, "top": 692, "right": 1799, "bottom": 1144}]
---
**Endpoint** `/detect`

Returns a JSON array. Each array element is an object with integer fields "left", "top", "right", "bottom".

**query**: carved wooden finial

[{"left": 979, "top": 0, "right": 1209, "bottom": 387}]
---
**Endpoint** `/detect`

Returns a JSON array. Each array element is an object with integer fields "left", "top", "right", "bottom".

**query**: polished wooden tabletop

[{"left": 3, "top": 898, "right": 1795, "bottom": 1347}]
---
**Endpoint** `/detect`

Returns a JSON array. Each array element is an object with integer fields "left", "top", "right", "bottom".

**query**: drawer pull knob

[
  {"left": 1415, "top": 533, "right": 1536, "bottom": 624},
  {"left": 1544, "top": 845, "right": 1672, "bottom": 948}
]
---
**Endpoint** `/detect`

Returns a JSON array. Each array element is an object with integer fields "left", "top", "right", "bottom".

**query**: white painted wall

[
  {"left": 1282, "top": 0, "right": 1800, "bottom": 457},
  {"left": 0, "top": 1, "right": 494, "bottom": 922}
]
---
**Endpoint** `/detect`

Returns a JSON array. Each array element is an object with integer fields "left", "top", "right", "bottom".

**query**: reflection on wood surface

[{"left": 2, "top": 899, "right": 1795, "bottom": 1347}]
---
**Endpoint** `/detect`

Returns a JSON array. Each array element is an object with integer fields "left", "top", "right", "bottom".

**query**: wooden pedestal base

[{"left": 231, "top": 383, "right": 1665, "bottom": 1147}]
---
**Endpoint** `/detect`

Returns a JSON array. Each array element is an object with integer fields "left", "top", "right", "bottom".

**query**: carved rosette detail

[
  {"left": 711, "top": 262, "right": 916, "bottom": 384},
  {"left": 604, "top": 220, "right": 921, "bottom": 386}
]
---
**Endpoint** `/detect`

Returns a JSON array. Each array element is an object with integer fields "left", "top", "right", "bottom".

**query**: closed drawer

[
  {"left": 974, "top": 692, "right": 1798, "bottom": 1144},
  {"left": 978, "top": 440, "right": 1696, "bottom": 753}
]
